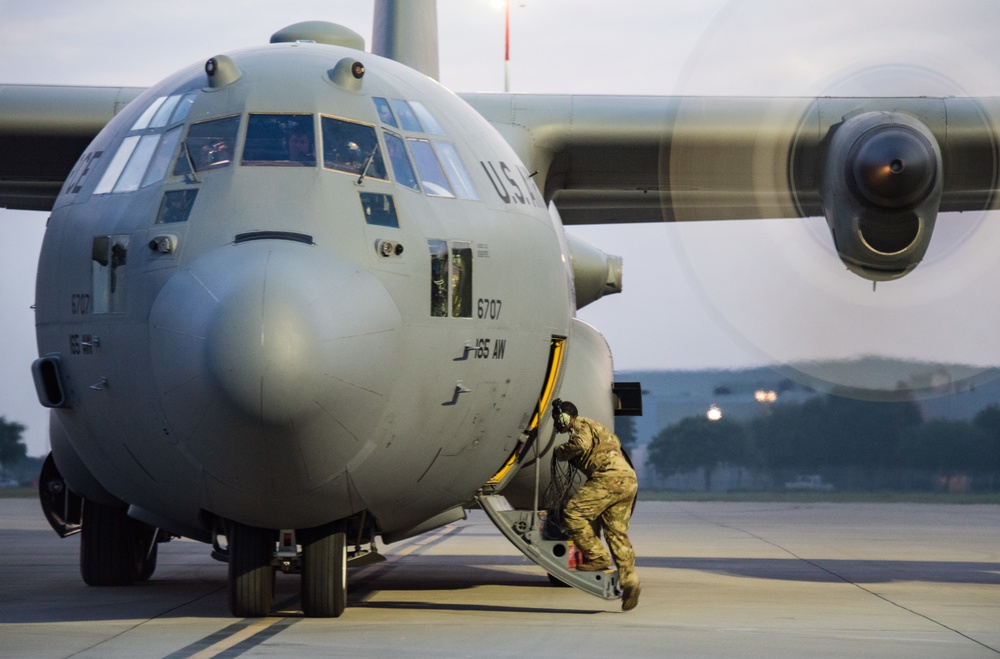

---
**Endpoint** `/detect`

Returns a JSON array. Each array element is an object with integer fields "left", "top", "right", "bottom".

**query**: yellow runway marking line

[{"left": 188, "top": 618, "right": 281, "bottom": 659}]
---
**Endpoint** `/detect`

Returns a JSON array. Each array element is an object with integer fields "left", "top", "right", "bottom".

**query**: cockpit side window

[
  {"left": 407, "top": 139, "right": 455, "bottom": 198},
  {"left": 173, "top": 115, "right": 240, "bottom": 175},
  {"left": 156, "top": 189, "right": 198, "bottom": 224},
  {"left": 92, "top": 93, "right": 200, "bottom": 195},
  {"left": 94, "top": 136, "right": 140, "bottom": 194},
  {"left": 384, "top": 131, "right": 420, "bottom": 192},
  {"left": 432, "top": 142, "right": 479, "bottom": 200},
  {"left": 389, "top": 99, "right": 423, "bottom": 132},
  {"left": 131, "top": 97, "right": 168, "bottom": 132},
  {"left": 243, "top": 114, "right": 315, "bottom": 166},
  {"left": 142, "top": 126, "right": 184, "bottom": 188},
  {"left": 130, "top": 93, "right": 197, "bottom": 131},
  {"left": 409, "top": 101, "right": 444, "bottom": 135},
  {"left": 385, "top": 99, "right": 445, "bottom": 135},
  {"left": 168, "top": 94, "right": 197, "bottom": 126},
  {"left": 321, "top": 116, "right": 386, "bottom": 179},
  {"left": 112, "top": 135, "right": 160, "bottom": 192},
  {"left": 373, "top": 97, "right": 397, "bottom": 128}
]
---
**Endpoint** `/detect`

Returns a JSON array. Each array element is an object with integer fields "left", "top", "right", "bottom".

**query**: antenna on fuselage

[{"left": 371, "top": 0, "right": 440, "bottom": 81}]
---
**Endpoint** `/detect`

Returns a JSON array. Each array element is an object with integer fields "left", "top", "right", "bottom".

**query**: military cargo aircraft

[{"left": 2, "top": 0, "right": 999, "bottom": 617}]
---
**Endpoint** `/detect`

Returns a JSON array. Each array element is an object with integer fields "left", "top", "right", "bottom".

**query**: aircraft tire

[
  {"left": 300, "top": 526, "right": 347, "bottom": 618},
  {"left": 80, "top": 499, "right": 144, "bottom": 586},
  {"left": 228, "top": 522, "right": 275, "bottom": 617}
]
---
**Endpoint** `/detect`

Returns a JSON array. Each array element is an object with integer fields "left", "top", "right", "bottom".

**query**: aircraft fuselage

[{"left": 35, "top": 41, "right": 579, "bottom": 540}]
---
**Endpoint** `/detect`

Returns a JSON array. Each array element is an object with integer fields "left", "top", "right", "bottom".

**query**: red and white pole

[{"left": 504, "top": 0, "right": 510, "bottom": 92}]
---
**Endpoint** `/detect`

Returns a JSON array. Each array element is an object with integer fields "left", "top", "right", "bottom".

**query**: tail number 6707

[{"left": 477, "top": 298, "right": 502, "bottom": 320}]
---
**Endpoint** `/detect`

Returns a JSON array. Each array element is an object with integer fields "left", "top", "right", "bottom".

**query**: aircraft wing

[
  {"left": 460, "top": 93, "right": 1000, "bottom": 225},
  {"left": 0, "top": 84, "right": 144, "bottom": 211},
  {"left": 5, "top": 84, "right": 999, "bottom": 221}
]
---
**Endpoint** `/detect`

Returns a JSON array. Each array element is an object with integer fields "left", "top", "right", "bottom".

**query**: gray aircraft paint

[{"left": 35, "top": 39, "right": 613, "bottom": 539}]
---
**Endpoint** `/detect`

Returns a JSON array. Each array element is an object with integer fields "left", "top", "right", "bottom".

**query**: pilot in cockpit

[
  {"left": 202, "top": 139, "right": 232, "bottom": 168},
  {"left": 330, "top": 140, "right": 364, "bottom": 172},
  {"left": 287, "top": 127, "right": 315, "bottom": 166}
]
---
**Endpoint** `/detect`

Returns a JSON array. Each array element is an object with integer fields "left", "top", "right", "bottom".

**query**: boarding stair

[{"left": 476, "top": 493, "right": 619, "bottom": 600}]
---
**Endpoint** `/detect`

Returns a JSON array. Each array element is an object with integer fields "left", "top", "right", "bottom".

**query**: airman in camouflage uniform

[{"left": 552, "top": 399, "right": 641, "bottom": 611}]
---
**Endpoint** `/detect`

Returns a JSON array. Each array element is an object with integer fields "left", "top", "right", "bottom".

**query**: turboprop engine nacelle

[
  {"left": 565, "top": 232, "right": 622, "bottom": 308},
  {"left": 821, "top": 111, "right": 943, "bottom": 282}
]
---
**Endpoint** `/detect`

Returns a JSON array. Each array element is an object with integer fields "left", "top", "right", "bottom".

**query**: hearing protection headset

[{"left": 551, "top": 398, "right": 572, "bottom": 432}]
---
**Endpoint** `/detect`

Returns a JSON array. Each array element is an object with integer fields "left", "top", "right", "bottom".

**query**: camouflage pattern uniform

[{"left": 554, "top": 416, "right": 639, "bottom": 590}]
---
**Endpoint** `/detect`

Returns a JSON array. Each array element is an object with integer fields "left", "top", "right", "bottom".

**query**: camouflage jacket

[{"left": 554, "top": 417, "right": 634, "bottom": 479}]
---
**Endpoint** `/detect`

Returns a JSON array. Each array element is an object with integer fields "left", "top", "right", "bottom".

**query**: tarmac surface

[{"left": 0, "top": 498, "right": 998, "bottom": 658}]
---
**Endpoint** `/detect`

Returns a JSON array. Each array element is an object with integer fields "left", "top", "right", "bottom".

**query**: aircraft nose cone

[
  {"left": 205, "top": 260, "right": 323, "bottom": 423},
  {"left": 150, "top": 241, "right": 402, "bottom": 429}
]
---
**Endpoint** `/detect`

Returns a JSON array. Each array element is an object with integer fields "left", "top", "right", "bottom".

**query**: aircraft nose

[{"left": 149, "top": 240, "right": 402, "bottom": 430}]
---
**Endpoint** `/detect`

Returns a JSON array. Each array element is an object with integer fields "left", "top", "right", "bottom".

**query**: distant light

[
  {"left": 754, "top": 390, "right": 777, "bottom": 403},
  {"left": 491, "top": 0, "right": 507, "bottom": 10},
  {"left": 706, "top": 405, "right": 723, "bottom": 421}
]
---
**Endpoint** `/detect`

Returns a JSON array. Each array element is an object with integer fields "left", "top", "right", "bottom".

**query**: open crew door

[
  {"left": 476, "top": 493, "right": 619, "bottom": 600},
  {"left": 483, "top": 337, "right": 565, "bottom": 492}
]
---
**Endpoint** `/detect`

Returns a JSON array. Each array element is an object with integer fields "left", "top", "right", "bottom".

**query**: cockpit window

[
  {"left": 321, "top": 116, "right": 386, "bottom": 179},
  {"left": 169, "top": 94, "right": 197, "bottom": 126},
  {"left": 243, "top": 114, "right": 315, "bottom": 166},
  {"left": 142, "top": 126, "right": 184, "bottom": 188},
  {"left": 156, "top": 189, "right": 198, "bottom": 224},
  {"left": 409, "top": 101, "right": 444, "bottom": 135},
  {"left": 130, "top": 93, "right": 197, "bottom": 131},
  {"left": 113, "top": 135, "right": 160, "bottom": 192},
  {"left": 407, "top": 138, "right": 454, "bottom": 198},
  {"left": 385, "top": 99, "right": 445, "bottom": 135},
  {"left": 94, "top": 136, "right": 140, "bottom": 194},
  {"left": 149, "top": 95, "right": 182, "bottom": 129},
  {"left": 389, "top": 99, "right": 423, "bottom": 132},
  {"left": 432, "top": 142, "right": 479, "bottom": 200},
  {"left": 373, "top": 97, "right": 397, "bottom": 128},
  {"left": 359, "top": 192, "right": 399, "bottom": 228},
  {"left": 384, "top": 132, "right": 420, "bottom": 191},
  {"left": 132, "top": 97, "right": 168, "bottom": 131},
  {"left": 173, "top": 115, "right": 240, "bottom": 175}
]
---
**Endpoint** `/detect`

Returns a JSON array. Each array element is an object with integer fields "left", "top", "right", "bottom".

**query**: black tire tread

[
  {"left": 228, "top": 522, "right": 275, "bottom": 617},
  {"left": 301, "top": 528, "right": 347, "bottom": 618}
]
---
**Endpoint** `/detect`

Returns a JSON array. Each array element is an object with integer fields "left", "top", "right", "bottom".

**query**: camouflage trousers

[{"left": 563, "top": 472, "right": 639, "bottom": 588}]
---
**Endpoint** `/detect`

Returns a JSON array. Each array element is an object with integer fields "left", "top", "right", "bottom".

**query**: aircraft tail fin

[{"left": 371, "top": 0, "right": 440, "bottom": 80}]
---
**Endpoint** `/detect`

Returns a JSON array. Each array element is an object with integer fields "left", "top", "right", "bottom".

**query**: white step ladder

[{"left": 476, "top": 493, "right": 619, "bottom": 600}]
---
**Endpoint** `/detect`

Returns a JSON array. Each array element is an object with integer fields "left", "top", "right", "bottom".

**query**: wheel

[
  {"left": 300, "top": 525, "right": 347, "bottom": 618},
  {"left": 80, "top": 499, "right": 145, "bottom": 586},
  {"left": 228, "top": 522, "right": 275, "bottom": 617}
]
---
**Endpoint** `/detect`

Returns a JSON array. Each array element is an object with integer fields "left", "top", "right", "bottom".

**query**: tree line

[{"left": 646, "top": 392, "right": 1000, "bottom": 491}]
